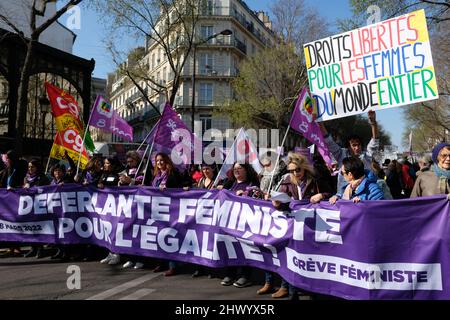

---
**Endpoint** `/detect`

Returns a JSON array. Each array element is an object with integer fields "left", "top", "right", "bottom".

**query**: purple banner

[{"left": 0, "top": 184, "right": 449, "bottom": 300}]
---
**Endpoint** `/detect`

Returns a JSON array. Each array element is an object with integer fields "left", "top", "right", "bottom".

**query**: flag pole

[
  {"left": 141, "top": 139, "right": 156, "bottom": 185},
  {"left": 139, "top": 113, "right": 163, "bottom": 185},
  {"left": 267, "top": 126, "right": 290, "bottom": 193},
  {"left": 45, "top": 132, "right": 59, "bottom": 175},
  {"left": 213, "top": 128, "right": 242, "bottom": 187},
  {"left": 75, "top": 96, "right": 97, "bottom": 177},
  {"left": 137, "top": 120, "right": 159, "bottom": 152}
]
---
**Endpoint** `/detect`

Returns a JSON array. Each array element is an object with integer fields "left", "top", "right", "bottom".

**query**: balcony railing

[
  {"left": 125, "top": 87, "right": 149, "bottom": 106},
  {"left": 230, "top": 9, "right": 270, "bottom": 46},
  {"left": 199, "top": 6, "right": 230, "bottom": 16}
]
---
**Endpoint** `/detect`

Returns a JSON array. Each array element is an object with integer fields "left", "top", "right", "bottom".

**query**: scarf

[
  {"left": 433, "top": 165, "right": 450, "bottom": 194},
  {"left": 342, "top": 177, "right": 364, "bottom": 200},
  {"left": 25, "top": 173, "right": 39, "bottom": 186},
  {"left": 85, "top": 171, "right": 99, "bottom": 185},
  {"left": 152, "top": 171, "right": 168, "bottom": 187}
]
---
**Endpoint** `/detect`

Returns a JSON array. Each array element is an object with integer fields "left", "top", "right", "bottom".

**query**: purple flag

[
  {"left": 1, "top": 184, "right": 449, "bottom": 300},
  {"left": 147, "top": 103, "right": 202, "bottom": 167},
  {"left": 289, "top": 88, "right": 333, "bottom": 166},
  {"left": 89, "top": 95, "right": 133, "bottom": 142}
]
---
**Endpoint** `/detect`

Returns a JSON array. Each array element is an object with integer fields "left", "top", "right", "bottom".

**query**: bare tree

[
  {"left": 90, "top": 0, "right": 207, "bottom": 111},
  {"left": 0, "top": 0, "right": 83, "bottom": 154},
  {"left": 337, "top": 0, "right": 450, "bottom": 31},
  {"left": 270, "top": 0, "right": 330, "bottom": 52}
]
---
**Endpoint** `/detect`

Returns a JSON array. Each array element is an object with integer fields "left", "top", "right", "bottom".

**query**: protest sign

[{"left": 304, "top": 9, "right": 438, "bottom": 121}]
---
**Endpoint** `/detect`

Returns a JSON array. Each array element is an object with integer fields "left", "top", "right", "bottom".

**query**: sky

[{"left": 59, "top": 0, "right": 407, "bottom": 150}]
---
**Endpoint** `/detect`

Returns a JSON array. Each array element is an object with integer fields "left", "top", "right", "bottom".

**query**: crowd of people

[{"left": 0, "top": 110, "right": 449, "bottom": 300}]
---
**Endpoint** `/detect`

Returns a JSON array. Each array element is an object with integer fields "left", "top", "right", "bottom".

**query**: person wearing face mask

[{"left": 411, "top": 143, "right": 450, "bottom": 198}]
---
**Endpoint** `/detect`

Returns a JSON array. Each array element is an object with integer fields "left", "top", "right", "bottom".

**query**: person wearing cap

[{"left": 411, "top": 142, "right": 450, "bottom": 198}]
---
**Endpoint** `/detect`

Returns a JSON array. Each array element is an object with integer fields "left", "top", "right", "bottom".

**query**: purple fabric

[
  {"left": 152, "top": 171, "right": 168, "bottom": 187},
  {"left": 0, "top": 184, "right": 449, "bottom": 300},
  {"left": 146, "top": 103, "right": 202, "bottom": 169},
  {"left": 25, "top": 173, "right": 38, "bottom": 186},
  {"left": 289, "top": 88, "right": 333, "bottom": 166},
  {"left": 89, "top": 95, "right": 133, "bottom": 142}
]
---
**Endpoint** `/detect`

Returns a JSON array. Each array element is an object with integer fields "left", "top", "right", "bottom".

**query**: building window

[
  {"left": 199, "top": 114, "right": 212, "bottom": 135},
  {"left": 199, "top": 53, "right": 214, "bottom": 74},
  {"left": 201, "top": 0, "right": 214, "bottom": 15},
  {"left": 199, "top": 83, "right": 213, "bottom": 105},
  {"left": 201, "top": 25, "right": 214, "bottom": 43}
]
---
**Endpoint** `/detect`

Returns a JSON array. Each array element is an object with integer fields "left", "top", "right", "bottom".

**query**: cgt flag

[
  {"left": 45, "top": 82, "right": 95, "bottom": 152},
  {"left": 89, "top": 95, "right": 133, "bottom": 142},
  {"left": 289, "top": 88, "right": 333, "bottom": 166},
  {"left": 49, "top": 129, "right": 90, "bottom": 169}
]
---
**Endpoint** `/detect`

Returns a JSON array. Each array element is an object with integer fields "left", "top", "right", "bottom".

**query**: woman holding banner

[
  {"left": 23, "top": 158, "right": 50, "bottom": 259},
  {"left": 150, "top": 152, "right": 184, "bottom": 276},
  {"left": 119, "top": 150, "right": 148, "bottom": 269},
  {"left": 259, "top": 152, "right": 332, "bottom": 299},
  {"left": 218, "top": 162, "right": 261, "bottom": 288},
  {"left": 99, "top": 156, "right": 125, "bottom": 266},
  {"left": 191, "top": 163, "right": 217, "bottom": 278},
  {"left": 0, "top": 150, "right": 27, "bottom": 258}
]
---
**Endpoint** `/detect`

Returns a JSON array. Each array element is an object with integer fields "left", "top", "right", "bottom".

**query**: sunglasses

[{"left": 287, "top": 168, "right": 303, "bottom": 174}]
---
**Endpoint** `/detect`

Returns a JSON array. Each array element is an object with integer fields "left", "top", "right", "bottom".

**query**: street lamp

[
  {"left": 39, "top": 93, "right": 50, "bottom": 161},
  {"left": 191, "top": 29, "right": 232, "bottom": 131}
]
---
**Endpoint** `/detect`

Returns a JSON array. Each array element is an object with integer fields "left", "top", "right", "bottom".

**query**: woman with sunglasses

[{"left": 259, "top": 152, "right": 333, "bottom": 299}]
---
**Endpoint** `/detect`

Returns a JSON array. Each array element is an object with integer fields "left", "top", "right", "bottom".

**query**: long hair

[
  {"left": 229, "top": 162, "right": 260, "bottom": 185},
  {"left": 105, "top": 156, "right": 123, "bottom": 173},
  {"left": 286, "top": 152, "right": 315, "bottom": 185},
  {"left": 85, "top": 157, "right": 103, "bottom": 172},
  {"left": 29, "top": 158, "right": 44, "bottom": 174},
  {"left": 153, "top": 152, "right": 175, "bottom": 177}
]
